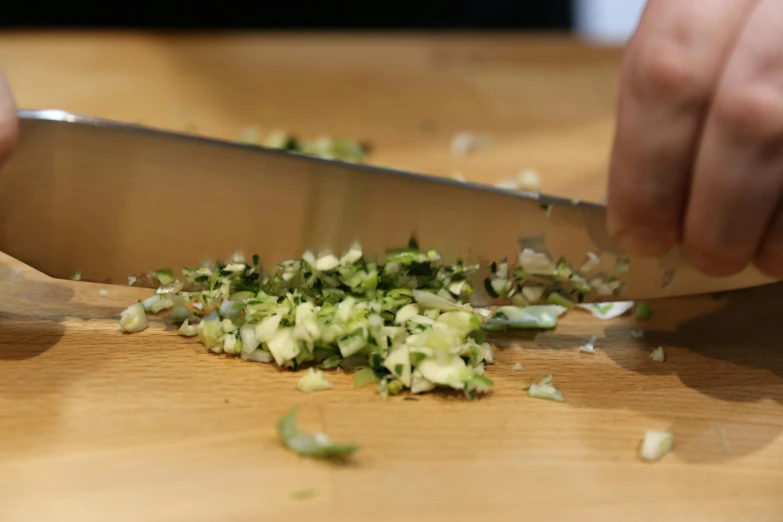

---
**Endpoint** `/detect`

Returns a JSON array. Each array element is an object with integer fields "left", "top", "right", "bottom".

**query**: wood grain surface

[{"left": 0, "top": 33, "right": 781, "bottom": 522}]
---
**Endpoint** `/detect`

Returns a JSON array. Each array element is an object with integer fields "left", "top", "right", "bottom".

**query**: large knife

[{"left": 0, "top": 109, "right": 774, "bottom": 303}]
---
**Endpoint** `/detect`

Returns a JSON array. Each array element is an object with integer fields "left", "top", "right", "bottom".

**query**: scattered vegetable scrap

[
  {"left": 238, "top": 127, "right": 371, "bottom": 163},
  {"left": 577, "top": 301, "right": 634, "bottom": 320},
  {"left": 495, "top": 169, "right": 541, "bottom": 193},
  {"left": 636, "top": 302, "right": 652, "bottom": 319},
  {"left": 639, "top": 430, "right": 674, "bottom": 462},
  {"left": 291, "top": 489, "right": 318, "bottom": 501},
  {"left": 239, "top": 126, "right": 262, "bottom": 145},
  {"left": 118, "top": 302, "right": 148, "bottom": 333},
  {"left": 353, "top": 367, "right": 380, "bottom": 389},
  {"left": 297, "top": 368, "right": 333, "bottom": 393},
  {"left": 528, "top": 375, "right": 564, "bottom": 402},
  {"left": 649, "top": 347, "right": 666, "bottom": 363},
  {"left": 450, "top": 132, "right": 495, "bottom": 157},
  {"left": 277, "top": 407, "right": 359, "bottom": 459},
  {"left": 580, "top": 251, "right": 600, "bottom": 272},
  {"left": 511, "top": 362, "right": 524, "bottom": 372},
  {"left": 718, "top": 428, "right": 732, "bottom": 455},
  {"left": 579, "top": 335, "right": 598, "bottom": 354}
]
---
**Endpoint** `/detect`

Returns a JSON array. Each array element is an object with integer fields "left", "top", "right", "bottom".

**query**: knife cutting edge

[{"left": 0, "top": 109, "right": 774, "bottom": 304}]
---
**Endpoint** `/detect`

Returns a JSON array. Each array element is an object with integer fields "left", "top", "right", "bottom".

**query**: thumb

[{"left": 0, "top": 72, "right": 18, "bottom": 165}]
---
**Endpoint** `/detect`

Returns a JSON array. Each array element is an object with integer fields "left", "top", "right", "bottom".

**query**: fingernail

[{"left": 613, "top": 227, "right": 677, "bottom": 257}]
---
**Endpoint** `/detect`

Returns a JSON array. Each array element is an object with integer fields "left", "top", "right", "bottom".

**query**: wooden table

[{"left": 0, "top": 33, "right": 780, "bottom": 522}]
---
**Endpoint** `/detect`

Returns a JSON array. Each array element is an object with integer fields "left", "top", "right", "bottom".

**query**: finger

[
  {"left": 607, "top": 0, "right": 758, "bottom": 256},
  {"left": 683, "top": 0, "right": 783, "bottom": 276},
  {"left": 0, "top": 71, "right": 17, "bottom": 164},
  {"left": 754, "top": 202, "right": 783, "bottom": 278}
]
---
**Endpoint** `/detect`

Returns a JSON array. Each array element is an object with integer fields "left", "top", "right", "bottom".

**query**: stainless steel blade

[{"left": 0, "top": 109, "right": 775, "bottom": 302}]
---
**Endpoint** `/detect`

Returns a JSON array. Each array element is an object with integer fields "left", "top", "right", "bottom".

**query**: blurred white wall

[{"left": 573, "top": 0, "right": 648, "bottom": 45}]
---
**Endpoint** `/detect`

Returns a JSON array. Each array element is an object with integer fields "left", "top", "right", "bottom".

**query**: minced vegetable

[{"left": 122, "top": 241, "right": 495, "bottom": 400}]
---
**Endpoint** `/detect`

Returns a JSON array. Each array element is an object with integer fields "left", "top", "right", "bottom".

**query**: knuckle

[
  {"left": 628, "top": 39, "right": 711, "bottom": 107},
  {"left": 714, "top": 84, "right": 783, "bottom": 143}
]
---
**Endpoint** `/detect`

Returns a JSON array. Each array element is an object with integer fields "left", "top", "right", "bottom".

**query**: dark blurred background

[{"left": 0, "top": 1, "right": 573, "bottom": 30}]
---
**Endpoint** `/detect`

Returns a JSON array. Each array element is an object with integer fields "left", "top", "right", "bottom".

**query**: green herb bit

[
  {"left": 277, "top": 407, "right": 359, "bottom": 459},
  {"left": 636, "top": 302, "right": 652, "bottom": 319},
  {"left": 291, "top": 488, "right": 317, "bottom": 501},
  {"left": 155, "top": 268, "right": 175, "bottom": 286},
  {"left": 353, "top": 367, "right": 380, "bottom": 389}
]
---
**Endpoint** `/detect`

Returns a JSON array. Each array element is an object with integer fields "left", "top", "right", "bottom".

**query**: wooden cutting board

[{"left": 0, "top": 33, "right": 781, "bottom": 522}]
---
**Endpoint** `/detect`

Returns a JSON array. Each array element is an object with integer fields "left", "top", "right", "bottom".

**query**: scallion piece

[{"left": 277, "top": 407, "right": 359, "bottom": 459}]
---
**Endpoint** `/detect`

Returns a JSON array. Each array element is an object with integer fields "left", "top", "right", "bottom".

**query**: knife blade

[{"left": 0, "top": 109, "right": 774, "bottom": 303}]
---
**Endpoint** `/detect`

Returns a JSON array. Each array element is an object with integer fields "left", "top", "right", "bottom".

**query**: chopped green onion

[
  {"left": 142, "top": 294, "right": 174, "bottom": 314},
  {"left": 528, "top": 375, "right": 564, "bottom": 402},
  {"left": 353, "top": 367, "right": 380, "bottom": 389},
  {"left": 639, "top": 430, "right": 674, "bottom": 462},
  {"left": 297, "top": 368, "right": 333, "bottom": 393},
  {"left": 512, "top": 362, "right": 524, "bottom": 372},
  {"left": 178, "top": 319, "right": 198, "bottom": 337},
  {"left": 154, "top": 268, "right": 175, "bottom": 286},
  {"left": 579, "top": 335, "right": 598, "bottom": 354},
  {"left": 118, "top": 302, "right": 148, "bottom": 333},
  {"left": 518, "top": 248, "right": 556, "bottom": 276},
  {"left": 547, "top": 292, "right": 574, "bottom": 309},
  {"left": 576, "top": 301, "right": 634, "bottom": 320},
  {"left": 718, "top": 428, "right": 732, "bottom": 455},
  {"left": 291, "top": 489, "right": 317, "bottom": 501},
  {"left": 387, "top": 379, "right": 404, "bottom": 395},
  {"left": 485, "top": 305, "right": 567, "bottom": 331},
  {"left": 517, "top": 169, "right": 541, "bottom": 192},
  {"left": 580, "top": 252, "right": 600, "bottom": 272},
  {"left": 636, "top": 302, "right": 652, "bottom": 319},
  {"left": 650, "top": 347, "right": 666, "bottom": 362},
  {"left": 320, "top": 356, "right": 343, "bottom": 370},
  {"left": 277, "top": 407, "right": 359, "bottom": 459},
  {"left": 239, "top": 127, "right": 261, "bottom": 145}
]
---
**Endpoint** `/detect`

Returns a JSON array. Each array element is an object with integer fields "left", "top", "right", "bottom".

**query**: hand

[
  {"left": 607, "top": 0, "right": 783, "bottom": 279},
  {"left": 0, "top": 71, "right": 17, "bottom": 167}
]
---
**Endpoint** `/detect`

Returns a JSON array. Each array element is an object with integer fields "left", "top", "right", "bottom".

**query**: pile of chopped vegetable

[
  {"left": 118, "top": 228, "right": 660, "bottom": 401},
  {"left": 121, "top": 241, "right": 498, "bottom": 399}
]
